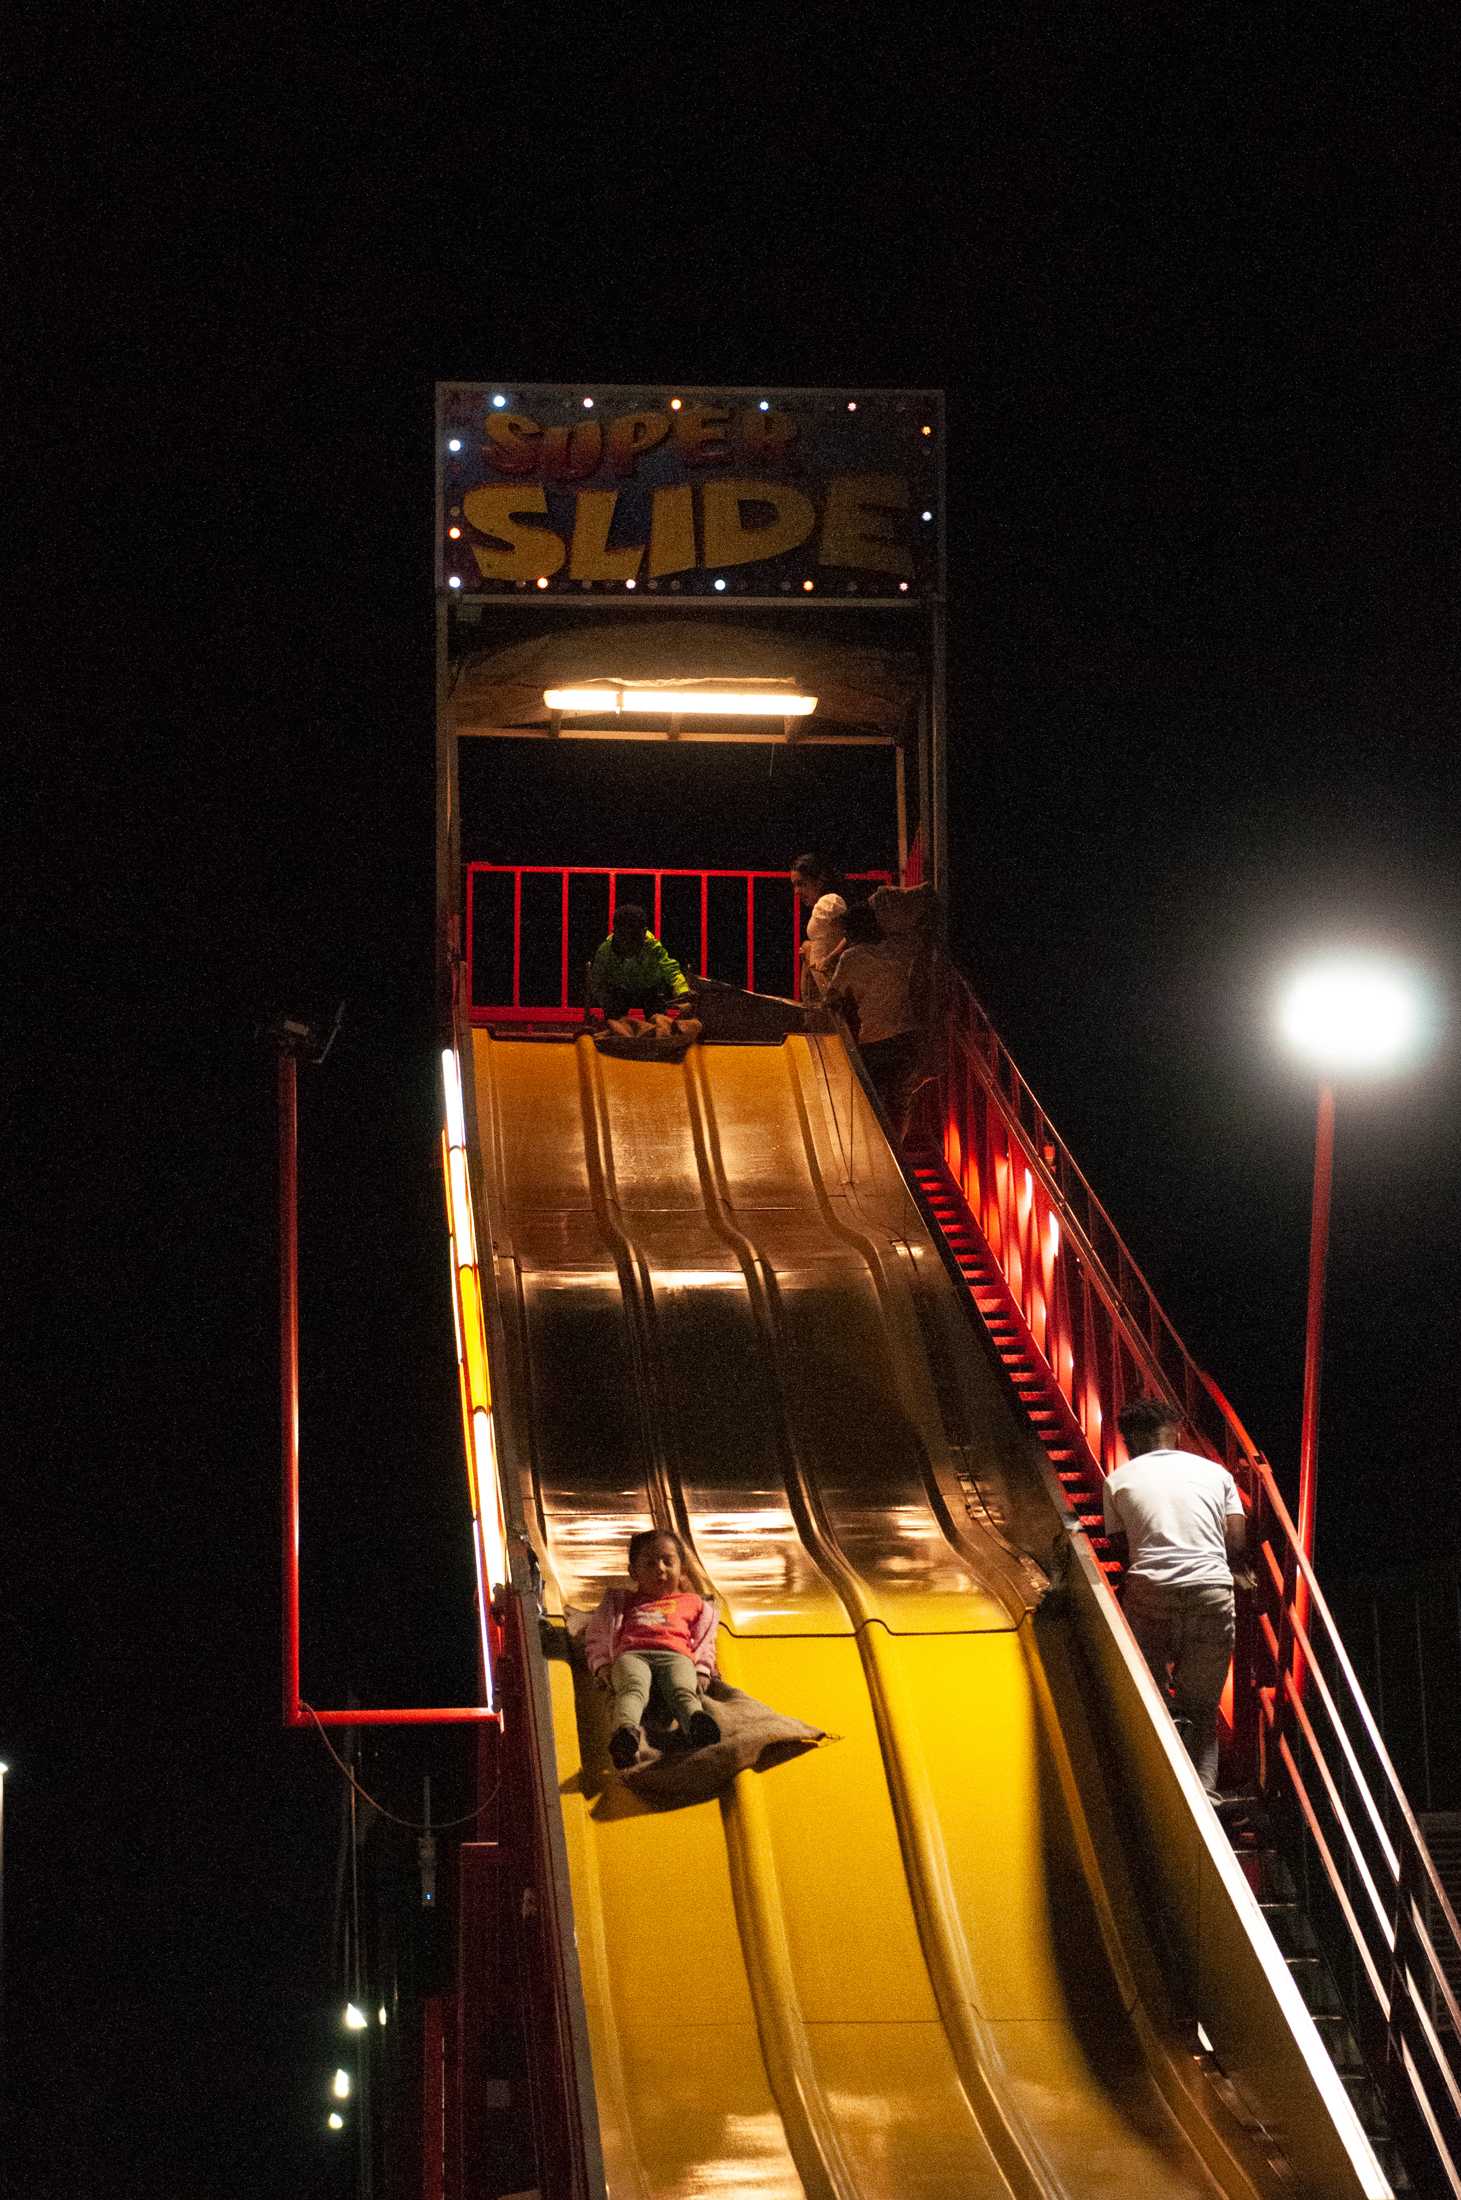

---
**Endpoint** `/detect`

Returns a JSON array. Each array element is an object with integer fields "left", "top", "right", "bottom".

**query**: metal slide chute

[{"left": 468, "top": 1028, "right": 1389, "bottom": 2199}]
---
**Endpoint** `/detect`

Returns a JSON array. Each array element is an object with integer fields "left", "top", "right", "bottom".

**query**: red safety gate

[{"left": 466, "top": 863, "right": 891, "bottom": 1022}]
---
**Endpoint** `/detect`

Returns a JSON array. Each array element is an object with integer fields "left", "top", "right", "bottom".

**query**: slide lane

[
  {"left": 470, "top": 1030, "right": 1325, "bottom": 2198},
  {"left": 693, "top": 1040, "right": 1259, "bottom": 2198}
]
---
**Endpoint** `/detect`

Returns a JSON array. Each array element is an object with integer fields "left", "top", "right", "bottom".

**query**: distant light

[
  {"left": 378, "top": 2006, "right": 388, "bottom": 2027},
  {"left": 327, "top": 2111, "right": 345, "bottom": 2132},
  {"left": 669, "top": 397, "right": 682, "bottom": 411},
  {"left": 447, "top": 525, "right": 462, "bottom": 540},
  {"left": 535, "top": 576, "right": 549, "bottom": 589},
  {"left": 490, "top": 393, "right": 507, "bottom": 408},
  {"left": 344, "top": 2003, "right": 368, "bottom": 2031},
  {"left": 713, "top": 577, "right": 726, "bottom": 591},
  {"left": 582, "top": 396, "right": 594, "bottom": 408},
  {"left": 448, "top": 575, "right": 462, "bottom": 589},
  {"left": 758, "top": 400, "right": 770, "bottom": 411},
  {"left": 802, "top": 579, "right": 814, "bottom": 592},
  {"left": 544, "top": 687, "right": 817, "bottom": 717},
  {"left": 1277, "top": 956, "right": 1427, "bottom": 1075},
  {"left": 447, "top": 437, "right": 462, "bottom": 453},
  {"left": 921, "top": 510, "right": 933, "bottom": 522},
  {"left": 332, "top": 2069, "right": 351, "bottom": 2101}
]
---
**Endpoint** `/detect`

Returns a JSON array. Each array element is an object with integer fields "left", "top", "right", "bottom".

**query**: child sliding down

[{"left": 586, "top": 1529, "right": 721, "bottom": 1771}]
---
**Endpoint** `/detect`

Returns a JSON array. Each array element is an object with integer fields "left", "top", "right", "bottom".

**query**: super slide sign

[{"left": 436, "top": 384, "right": 943, "bottom": 601}]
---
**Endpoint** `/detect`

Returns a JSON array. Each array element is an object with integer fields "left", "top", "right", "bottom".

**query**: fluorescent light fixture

[
  {"left": 441, "top": 1049, "right": 466, "bottom": 1149},
  {"left": 543, "top": 687, "right": 817, "bottom": 718}
]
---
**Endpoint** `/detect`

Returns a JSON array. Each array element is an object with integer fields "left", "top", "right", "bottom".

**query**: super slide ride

[{"left": 463, "top": 1022, "right": 1390, "bottom": 2199}]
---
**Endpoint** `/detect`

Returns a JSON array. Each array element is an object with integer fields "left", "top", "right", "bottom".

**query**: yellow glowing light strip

[
  {"left": 441, "top": 1047, "right": 505, "bottom": 1711},
  {"left": 543, "top": 686, "right": 817, "bottom": 718}
]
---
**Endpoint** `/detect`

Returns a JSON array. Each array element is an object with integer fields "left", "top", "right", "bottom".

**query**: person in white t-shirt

[
  {"left": 1102, "top": 1397, "right": 1248, "bottom": 1798},
  {"left": 791, "top": 853, "right": 847, "bottom": 1002}
]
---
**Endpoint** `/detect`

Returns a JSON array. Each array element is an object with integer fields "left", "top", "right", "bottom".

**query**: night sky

[{"left": 19, "top": 18, "right": 1461, "bottom": 2196}]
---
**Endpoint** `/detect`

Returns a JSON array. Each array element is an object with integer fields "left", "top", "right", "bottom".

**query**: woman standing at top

[{"left": 790, "top": 852, "right": 847, "bottom": 1002}]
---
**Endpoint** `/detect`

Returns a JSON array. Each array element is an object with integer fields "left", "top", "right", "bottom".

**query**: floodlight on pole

[
  {"left": 344, "top": 2002, "right": 368, "bottom": 2031},
  {"left": 1274, "top": 953, "right": 1429, "bottom": 1567}
]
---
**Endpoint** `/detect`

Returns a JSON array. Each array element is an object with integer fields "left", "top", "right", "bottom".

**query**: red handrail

[
  {"left": 921, "top": 966, "right": 1461, "bottom": 2189},
  {"left": 465, "top": 862, "right": 892, "bottom": 1021}
]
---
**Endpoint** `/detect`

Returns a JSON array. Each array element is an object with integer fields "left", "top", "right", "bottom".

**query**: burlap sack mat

[{"left": 554, "top": 1615, "right": 832, "bottom": 1811}]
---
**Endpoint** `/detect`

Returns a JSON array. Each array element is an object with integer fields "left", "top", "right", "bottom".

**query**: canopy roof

[{"left": 451, "top": 620, "right": 917, "bottom": 741}]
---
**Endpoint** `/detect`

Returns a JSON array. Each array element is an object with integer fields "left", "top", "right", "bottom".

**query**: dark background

[{"left": 15, "top": 14, "right": 1461, "bottom": 2195}]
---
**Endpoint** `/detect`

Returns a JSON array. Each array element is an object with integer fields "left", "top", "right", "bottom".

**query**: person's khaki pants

[{"left": 1122, "top": 1577, "right": 1234, "bottom": 1796}]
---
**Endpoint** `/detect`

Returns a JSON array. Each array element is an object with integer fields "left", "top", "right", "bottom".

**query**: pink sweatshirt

[{"left": 585, "top": 1583, "right": 719, "bottom": 1683}]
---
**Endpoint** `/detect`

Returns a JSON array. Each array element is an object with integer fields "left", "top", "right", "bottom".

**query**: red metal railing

[
  {"left": 465, "top": 862, "right": 891, "bottom": 1022},
  {"left": 917, "top": 970, "right": 1461, "bottom": 2188}
]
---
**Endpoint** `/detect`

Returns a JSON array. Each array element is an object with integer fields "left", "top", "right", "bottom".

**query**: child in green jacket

[{"left": 589, "top": 904, "right": 693, "bottom": 1036}]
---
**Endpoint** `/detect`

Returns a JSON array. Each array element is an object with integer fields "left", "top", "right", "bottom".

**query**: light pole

[
  {"left": 0, "top": 1757, "right": 8, "bottom": 2199},
  {"left": 1276, "top": 954, "right": 1427, "bottom": 1565}
]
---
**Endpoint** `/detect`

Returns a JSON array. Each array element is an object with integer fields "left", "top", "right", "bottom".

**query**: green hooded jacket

[{"left": 589, "top": 930, "right": 691, "bottom": 1007}]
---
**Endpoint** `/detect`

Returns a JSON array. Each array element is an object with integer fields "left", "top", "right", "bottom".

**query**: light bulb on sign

[
  {"left": 847, "top": 401, "right": 858, "bottom": 411},
  {"left": 536, "top": 577, "right": 549, "bottom": 590},
  {"left": 625, "top": 577, "right": 636, "bottom": 589},
  {"left": 921, "top": 510, "right": 932, "bottom": 522},
  {"left": 669, "top": 397, "right": 682, "bottom": 411},
  {"left": 758, "top": 400, "right": 770, "bottom": 411},
  {"left": 921, "top": 424, "right": 932, "bottom": 436},
  {"left": 802, "top": 579, "right": 814, "bottom": 592},
  {"left": 713, "top": 577, "right": 726, "bottom": 591},
  {"left": 447, "top": 438, "right": 462, "bottom": 453},
  {"left": 448, "top": 575, "right": 461, "bottom": 589},
  {"left": 490, "top": 393, "right": 507, "bottom": 408},
  {"left": 448, "top": 525, "right": 461, "bottom": 539},
  {"left": 582, "top": 396, "right": 594, "bottom": 408}
]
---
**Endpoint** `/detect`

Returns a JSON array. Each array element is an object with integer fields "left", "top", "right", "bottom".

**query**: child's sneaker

[
  {"left": 687, "top": 1710, "right": 721, "bottom": 1750},
  {"left": 608, "top": 1725, "right": 641, "bottom": 1770}
]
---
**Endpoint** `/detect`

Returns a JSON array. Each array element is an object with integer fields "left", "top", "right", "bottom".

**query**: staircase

[
  {"left": 1242, "top": 1823, "right": 1411, "bottom": 2191},
  {"left": 904, "top": 1141, "right": 1123, "bottom": 1584},
  {"left": 904, "top": 1136, "right": 1414, "bottom": 2190}
]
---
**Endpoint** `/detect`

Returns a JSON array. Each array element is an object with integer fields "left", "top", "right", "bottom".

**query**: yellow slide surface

[{"left": 471, "top": 1030, "right": 1382, "bottom": 2200}]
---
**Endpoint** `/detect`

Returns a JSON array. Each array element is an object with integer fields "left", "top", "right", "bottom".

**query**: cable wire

[{"left": 301, "top": 1702, "right": 499, "bottom": 1831}]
